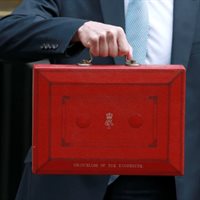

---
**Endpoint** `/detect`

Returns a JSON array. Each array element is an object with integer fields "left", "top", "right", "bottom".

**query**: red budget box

[{"left": 32, "top": 64, "right": 185, "bottom": 175}]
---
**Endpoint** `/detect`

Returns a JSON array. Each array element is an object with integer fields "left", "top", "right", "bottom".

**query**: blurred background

[
  {"left": 0, "top": 1, "right": 32, "bottom": 199},
  {"left": 0, "top": 0, "right": 20, "bottom": 17}
]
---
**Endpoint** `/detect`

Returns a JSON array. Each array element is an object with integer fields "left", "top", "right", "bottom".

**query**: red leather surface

[{"left": 32, "top": 64, "right": 185, "bottom": 175}]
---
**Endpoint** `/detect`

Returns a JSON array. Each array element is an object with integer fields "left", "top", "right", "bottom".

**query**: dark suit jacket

[{"left": 0, "top": 0, "right": 200, "bottom": 200}]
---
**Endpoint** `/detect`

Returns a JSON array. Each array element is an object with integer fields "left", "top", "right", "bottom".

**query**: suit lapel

[
  {"left": 100, "top": 0, "right": 126, "bottom": 64},
  {"left": 171, "top": 0, "right": 199, "bottom": 67}
]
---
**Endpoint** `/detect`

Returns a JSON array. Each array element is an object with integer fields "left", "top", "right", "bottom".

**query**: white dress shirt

[{"left": 124, "top": 0, "right": 174, "bottom": 64}]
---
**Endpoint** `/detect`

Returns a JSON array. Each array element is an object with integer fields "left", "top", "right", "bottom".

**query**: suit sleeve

[{"left": 0, "top": 0, "right": 86, "bottom": 62}]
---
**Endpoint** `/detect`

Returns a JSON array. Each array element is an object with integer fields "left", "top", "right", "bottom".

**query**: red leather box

[{"left": 32, "top": 64, "right": 185, "bottom": 175}]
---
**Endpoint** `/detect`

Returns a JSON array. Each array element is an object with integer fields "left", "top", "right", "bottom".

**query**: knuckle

[
  {"left": 117, "top": 26, "right": 124, "bottom": 33},
  {"left": 99, "top": 32, "right": 107, "bottom": 41},
  {"left": 107, "top": 31, "right": 115, "bottom": 40},
  {"left": 90, "top": 36, "right": 99, "bottom": 44}
]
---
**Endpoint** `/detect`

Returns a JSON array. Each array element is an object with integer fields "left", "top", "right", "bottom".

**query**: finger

[
  {"left": 99, "top": 33, "right": 109, "bottom": 57},
  {"left": 126, "top": 45, "right": 133, "bottom": 60},
  {"left": 116, "top": 28, "right": 131, "bottom": 57},
  {"left": 118, "top": 40, "right": 130, "bottom": 57},
  {"left": 88, "top": 34, "right": 100, "bottom": 56},
  {"left": 107, "top": 31, "right": 118, "bottom": 57}
]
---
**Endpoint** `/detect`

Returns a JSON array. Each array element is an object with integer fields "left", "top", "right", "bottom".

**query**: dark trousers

[
  {"left": 103, "top": 176, "right": 177, "bottom": 200},
  {"left": 16, "top": 163, "right": 176, "bottom": 200}
]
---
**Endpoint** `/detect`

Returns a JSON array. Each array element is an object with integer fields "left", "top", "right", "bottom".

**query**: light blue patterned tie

[{"left": 126, "top": 0, "right": 149, "bottom": 64}]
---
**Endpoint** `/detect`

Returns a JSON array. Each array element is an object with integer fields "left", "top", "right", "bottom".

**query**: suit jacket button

[
  {"left": 44, "top": 44, "right": 48, "bottom": 50},
  {"left": 47, "top": 44, "right": 51, "bottom": 49},
  {"left": 52, "top": 44, "right": 56, "bottom": 49},
  {"left": 52, "top": 44, "right": 59, "bottom": 49},
  {"left": 40, "top": 44, "right": 44, "bottom": 49}
]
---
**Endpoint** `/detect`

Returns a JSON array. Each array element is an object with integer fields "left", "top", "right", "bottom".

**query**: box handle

[
  {"left": 77, "top": 52, "right": 93, "bottom": 66},
  {"left": 125, "top": 59, "right": 140, "bottom": 67},
  {"left": 77, "top": 52, "right": 139, "bottom": 67}
]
